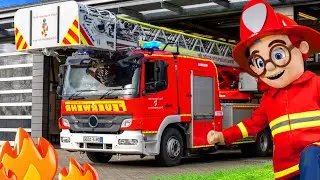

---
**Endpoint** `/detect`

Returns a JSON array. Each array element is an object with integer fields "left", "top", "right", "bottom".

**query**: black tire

[
  {"left": 240, "top": 129, "right": 272, "bottom": 157},
  {"left": 255, "top": 129, "right": 272, "bottom": 157},
  {"left": 155, "top": 127, "right": 184, "bottom": 167},
  {"left": 86, "top": 152, "right": 113, "bottom": 163}
]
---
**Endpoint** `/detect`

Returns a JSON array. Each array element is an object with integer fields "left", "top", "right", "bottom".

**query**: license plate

[{"left": 83, "top": 136, "right": 103, "bottom": 143}]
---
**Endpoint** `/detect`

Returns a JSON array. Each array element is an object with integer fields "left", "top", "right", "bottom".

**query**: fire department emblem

[
  {"left": 154, "top": 99, "right": 158, "bottom": 106},
  {"left": 41, "top": 18, "right": 48, "bottom": 37}
]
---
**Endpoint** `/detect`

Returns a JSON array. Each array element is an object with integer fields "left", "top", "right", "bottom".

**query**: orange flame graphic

[
  {"left": 0, "top": 128, "right": 99, "bottom": 180},
  {"left": 0, "top": 163, "right": 16, "bottom": 180},
  {"left": 0, "top": 129, "right": 58, "bottom": 179},
  {"left": 59, "top": 158, "right": 98, "bottom": 180}
]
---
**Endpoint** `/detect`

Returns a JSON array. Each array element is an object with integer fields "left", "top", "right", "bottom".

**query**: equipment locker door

[{"left": 191, "top": 70, "right": 215, "bottom": 148}]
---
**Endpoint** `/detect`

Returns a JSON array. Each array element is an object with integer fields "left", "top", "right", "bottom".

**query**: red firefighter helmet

[{"left": 232, "top": 0, "right": 320, "bottom": 76}]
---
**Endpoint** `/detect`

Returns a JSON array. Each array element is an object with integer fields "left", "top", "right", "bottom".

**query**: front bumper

[{"left": 60, "top": 130, "right": 146, "bottom": 155}]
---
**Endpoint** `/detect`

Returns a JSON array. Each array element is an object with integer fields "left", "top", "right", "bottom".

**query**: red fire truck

[{"left": 14, "top": 1, "right": 272, "bottom": 166}]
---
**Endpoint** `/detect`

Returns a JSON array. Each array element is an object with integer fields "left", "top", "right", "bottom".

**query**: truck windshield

[{"left": 62, "top": 60, "right": 141, "bottom": 99}]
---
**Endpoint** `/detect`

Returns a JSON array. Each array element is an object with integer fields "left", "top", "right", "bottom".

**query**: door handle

[
  {"left": 186, "top": 94, "right": 192, "bottom": 97},
  {"left": 165, "top": 103, "right": 172, "bottom": 108}
]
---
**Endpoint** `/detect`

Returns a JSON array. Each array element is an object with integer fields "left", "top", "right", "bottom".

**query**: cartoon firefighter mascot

[{"left": 207, "top": 0, "right": 320, "bottom": 180}]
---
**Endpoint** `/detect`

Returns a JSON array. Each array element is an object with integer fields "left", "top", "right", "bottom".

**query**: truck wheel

[
  {"left": 240, "top": 129, "right": 272, "bottom": 157},
  {"left": 155, "top": 128, "right": 183, "bottom": 167},
  {"left": 255, "top": 129, "right": 272, "bottom": 157},
  {"left": 86, "top": 152, "right": 113, "bottom": 163}
]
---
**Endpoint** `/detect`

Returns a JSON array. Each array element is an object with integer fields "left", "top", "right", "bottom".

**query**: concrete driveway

[{"left": 56, "top": 149, "right": 272, "bottom": 180}]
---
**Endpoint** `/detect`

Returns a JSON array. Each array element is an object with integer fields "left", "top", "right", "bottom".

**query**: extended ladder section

[{"left": 14, "top": 1, "right": 237, "bottom": 67}]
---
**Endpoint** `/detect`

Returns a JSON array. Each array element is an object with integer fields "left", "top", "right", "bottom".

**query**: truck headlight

[
  {"left": 121, "top": 119, "right": 132, "bottom": 128},
  {"left": 118, "top": 139, "right": 138, "bottom": 145},
  {"left": 58, "top": 117, "right": 70, "bottom": 129}
]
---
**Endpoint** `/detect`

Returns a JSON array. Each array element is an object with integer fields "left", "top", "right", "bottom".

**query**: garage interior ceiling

[{"left": 1, "top": 0, "right": 320, "bottom": 44}]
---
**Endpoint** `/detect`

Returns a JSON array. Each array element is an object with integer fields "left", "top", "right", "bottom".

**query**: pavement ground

[{"left": 56, "top": 149, "right": 272, "bottom": 180}]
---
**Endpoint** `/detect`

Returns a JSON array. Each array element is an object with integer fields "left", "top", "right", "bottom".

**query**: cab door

[
  {"left": 190, "top": 70, "right": 215, "bottom": 148},
  {"left": 140, "top": 58, "right": 177, "bottom": 133}
]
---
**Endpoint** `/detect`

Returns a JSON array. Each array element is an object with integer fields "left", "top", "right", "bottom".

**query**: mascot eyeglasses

[{"left": 248, "top": 40, "right": 297, "bottom": 76}]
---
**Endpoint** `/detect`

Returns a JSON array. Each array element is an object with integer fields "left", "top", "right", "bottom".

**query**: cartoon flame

[
  {"left": 23, "top": 164, "right": 41, "bottom": 180},
  {"left": 59, "top": 158, "right": 99, "bottom": 180},
  {"left": 0, "top": 128, "right": 58, "bottom": 179},
  {"left": 0, "top": 163, "right": 16, "bottom": 180},
  {"left": 0, "top": 128, "right": 99, "bottom": 180}
]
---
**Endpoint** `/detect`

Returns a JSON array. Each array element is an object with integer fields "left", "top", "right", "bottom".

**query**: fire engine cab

[{"left": 14, "top": 1, "right": 272, "bottom": 166}]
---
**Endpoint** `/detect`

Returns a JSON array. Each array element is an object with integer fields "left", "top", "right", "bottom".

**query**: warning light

[{"left": 142, "top": 41, "right": 161, "bottom": 49}]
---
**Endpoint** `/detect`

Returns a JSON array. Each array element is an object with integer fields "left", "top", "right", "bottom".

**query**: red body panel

[
  {"left": 217, "top": 66, "right": 254, "bottom": 101},
  {"left": 192, "top": 121, "right": 215, "bottom": 147},
  {"left": 219, "top": 90, "right": 253, "bottom": 101},
  {"left": 182, "top": 65, "right": 221, "bottom": 147}
]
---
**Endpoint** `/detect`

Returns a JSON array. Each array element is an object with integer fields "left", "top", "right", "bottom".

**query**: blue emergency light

[
  {"left": 142, "top": 41, "right": 161, "bottom": 49},
  {"left": 75, "top": 49, "right": 94, "bottom": 55}
]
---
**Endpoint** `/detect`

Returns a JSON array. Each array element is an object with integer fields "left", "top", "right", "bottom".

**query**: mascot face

[{"left": 248, "top": 34, "right": 309, "bottom": 88}]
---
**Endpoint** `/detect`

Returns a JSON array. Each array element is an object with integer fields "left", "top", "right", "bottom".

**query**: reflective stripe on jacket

[{"left": 223, "top": 71, "right": 320, "bottom": 180}]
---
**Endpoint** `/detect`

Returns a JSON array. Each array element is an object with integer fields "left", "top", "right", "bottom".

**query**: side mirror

[
  {"left": 142, "top": 90, "right": 147, "bottom": 96},
  {"left": 58, "top": 65, "right": 66, "bottom": 86},
  {"left": 154, "top": 60, "right": 167, "bottom": 82},
  {"left": 58, "top": 73, "right": 63, "bottom": 79},
  {"left": 57, "top": 85, "right": 63, "bottom": 96}
]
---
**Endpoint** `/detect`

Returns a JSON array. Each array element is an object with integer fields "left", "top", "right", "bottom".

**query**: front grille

[{"left": 64, "top": 115, "right": 132, "bottom": 133}]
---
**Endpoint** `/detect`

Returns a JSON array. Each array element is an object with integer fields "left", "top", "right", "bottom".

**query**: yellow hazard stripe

[
  {"left": 313, "top": 142, "right": 320, "bottom": 146},
  {"left": 70, "top": 23, "right": 79, "bottom": 35},
  {"left": 15, "top": 31, "right": 21, "bottom": 43},
  {"left": 14, "top": 27, "right": 29, "bottom": 50},
  {"left": 270, "top": 110, "right": 320, "bottom": 128},
  {"left": 272, "top": 125, "right": 290, "bottom": 137},
  {"left": 180, "top": 114, "right": 191, "bottom": 117},
  {"left": 192, "top": 144, "right": 215, "bottom": 148},
  {"left": 291, "top": 120, "right": 320, "bottom": 130},
  {"left": 271, "top": 113, "right": 320, "bottom": 137},
  {"left": 274, "top": 164, "right": 299, "bottom": 179},
  {"left": 232, "top": 105, "right": 260, "bottom": 109},
  {"left": 232, "top": 140, "right": 255, "bottom": 145},
  {"left": 65, "top": 33, "right": 77, "bottom": 45},
  {"left": 269, "top": 115, "right": 288, "bottom": 129},
  {"left": 18, "top": 39, "right": 26, "bottom": 50},
  {"left": 80, "top": 34, "right": 89, "bottom": 45},
  {"left": 60, "top": 17, "right": 79, "bottom": 45},
  {"left": 237, "top": 122, "right": 248, "bottom": 138},
  {"left": 289, "top": 110, "right": 320, "bottom": 119},
  {"left": 142, "top": 131, "right": 157, "bottom": 134},
  {"left": 272, "top": 121, "right": 320, "bottom": 137}
]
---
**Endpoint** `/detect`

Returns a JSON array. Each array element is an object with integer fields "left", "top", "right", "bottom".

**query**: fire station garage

[{"left": 0, "top": 0, "right": 320, "bottom": 145}]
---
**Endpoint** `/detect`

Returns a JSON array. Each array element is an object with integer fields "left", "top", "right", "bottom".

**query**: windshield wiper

[
  {"left": 100, "top": 88, "right": 135, "bottom": 99},
  {"left": 99, "top": 88, "right": 124, "bottom": 99},
  {"left": 69, "top": 89, "right": 97, "bottom": 100}
]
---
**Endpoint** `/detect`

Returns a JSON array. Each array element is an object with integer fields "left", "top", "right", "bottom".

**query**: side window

[
  {"left": 144, "top": 59, "right": 168, "bottom": 93},
  {"left": 145, "top": 61, "right": 155, "bottom": 91}
]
